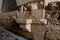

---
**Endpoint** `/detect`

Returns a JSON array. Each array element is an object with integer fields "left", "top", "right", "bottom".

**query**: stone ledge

[{"left": 16, "top": 19, "right": 47, "bottom": 24}]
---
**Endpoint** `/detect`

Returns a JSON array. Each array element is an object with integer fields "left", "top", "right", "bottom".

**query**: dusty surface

[{"left": 31, "top": 24, "right": 60, "bottom": 40}]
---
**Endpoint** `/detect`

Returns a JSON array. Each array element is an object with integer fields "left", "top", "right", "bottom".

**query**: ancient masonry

[{"left": 0, "top": 0, "right": 60, "bottom": 40}]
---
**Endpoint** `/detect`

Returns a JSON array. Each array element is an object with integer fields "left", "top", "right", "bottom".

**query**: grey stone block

[{"left": 31, "top": 9, "right": 43, "bottom": 19}]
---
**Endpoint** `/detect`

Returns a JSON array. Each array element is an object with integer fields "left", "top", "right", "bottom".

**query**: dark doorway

[{"left": 2, "top": 0, "right": 17, "bottom": 12}]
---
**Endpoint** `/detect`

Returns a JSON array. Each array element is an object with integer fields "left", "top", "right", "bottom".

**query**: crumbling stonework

[
  {"left": 0, "top": 0, "right": 60, "bottom": 40},
  {"left": 45, "top": 25, "right": 60, "bottom": 40}
]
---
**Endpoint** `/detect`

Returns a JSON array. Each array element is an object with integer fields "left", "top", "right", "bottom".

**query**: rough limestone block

[
  {"left": 26, "top": 19, "right": 32, "bottom": 32},
  {"left": 16, "top": 19, "right": 32, "bottom": 24},
  {"left": 31, "top": 9, "right": 43, "bottom": 19},
  {"left": 16, "top": 19, "right": 26, "bottom": 24},
  {"left": 20, "top": 24, "right": 31, "bottom": 32},
  {"left": 0, "top": 11, "right": 19, "bottom": 28},
  {"left": 18, "top": 12, "right": 24, "bottom": 19},
  {"left": 40, "top": 19, "right": 47, "bottom": 24},
  {"left": 16, "top": 0, "right": 34, "bottom": 6},
  {"left": 20, "top": 19, "right": 32, "bottom": 32}
]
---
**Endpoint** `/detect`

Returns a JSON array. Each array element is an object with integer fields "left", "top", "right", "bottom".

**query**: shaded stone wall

[{"left": 2, "top": 0, "right": 17, "bottom": 12}]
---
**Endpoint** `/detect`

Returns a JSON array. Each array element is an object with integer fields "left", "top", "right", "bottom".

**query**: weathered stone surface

[
  {"left": 16, "top": 0, "right": 34, "bottom": 6},
  {"left": 18, "top": 12, "right": 24, "bottom": 19},
  {"left": 31, "top": 24, "right": 60, "bottom": 40},
  {"left": 0, "top": 11, "right": 33, "bottom": 39},
  {"left": 45, "top": 25, "right": 60, "bottom": 40},
  {"left": 0, "top": 11, "right": 18, "bottom": 22},
  {"left": 31, "top": 9, "right": 43, "bottom": 19},
  {"left": 31, "top": 24, "right": 46, "bottom": 40},
  {"left": 0, "top": 10, "right": 60, "bottom": 40}
]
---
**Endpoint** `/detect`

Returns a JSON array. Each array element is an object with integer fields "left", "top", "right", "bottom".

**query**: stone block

[
  {"left": 0, "top": 11, "right": 19, "bottom": 28},
  {"left": 17, "top": 19, "right": 32, "bottom": 32},
  {"left": 16, "top": 0, "right": 34, "bottom": 6},
  {"left": 20, "top": 24, "right": 31, "bottom": 32},
  {"left": 31, "top": 9, "right": 43, "bottom": 19}
]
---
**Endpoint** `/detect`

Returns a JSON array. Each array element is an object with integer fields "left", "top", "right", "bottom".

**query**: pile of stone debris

[{"left": 45, "top": 1, "right": 60, "bottom": 25}]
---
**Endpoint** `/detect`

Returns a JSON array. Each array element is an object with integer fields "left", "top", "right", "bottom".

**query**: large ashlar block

[
  {"left": 0, "top": 0, "right": 3, "bottom": 11},
  {"left": 16, "top": 0, "right": 34, "bottom": 6},
  {"left": 26, "top": 19, "right": 32, "bottom": 32},
  {"left": 20, "top": 24, "right": 31, "bottom": 32},
  {"left": 17, "top": 12, "right": 24, "bottom": 19},
  {"left": 40, "top": 19, "right": 47, "bottom": 24},
  {"left": 31, "top": 9, "right": 43, "bottom": 19}
]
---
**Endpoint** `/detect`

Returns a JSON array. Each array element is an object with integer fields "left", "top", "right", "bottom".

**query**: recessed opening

[
  {"left": 2, "top": 0, "right": 17, "bottom": 12},
  {"left": 57, "top": 15, "right": 60, "bottom": 20}
]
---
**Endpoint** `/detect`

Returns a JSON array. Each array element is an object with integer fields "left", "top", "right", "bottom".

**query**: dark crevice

[
  {"left": 44, "top": 29, "right": 47, "bottom": 40},
  {"left": 57, "top": 16, "right": 60, "bottom": 20}
]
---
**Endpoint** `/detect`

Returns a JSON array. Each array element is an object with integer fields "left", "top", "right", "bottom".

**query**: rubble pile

[
  {"left": 46, "top": 1, "right": 60, "bottom": 25},
  {"left": 40, "top": 1, "right": 60, "bottom": 40}
]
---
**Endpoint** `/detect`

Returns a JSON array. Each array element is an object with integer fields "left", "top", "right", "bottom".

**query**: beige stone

[{"left": 16, "top": 0, "right": 34, "bottom": 6}]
